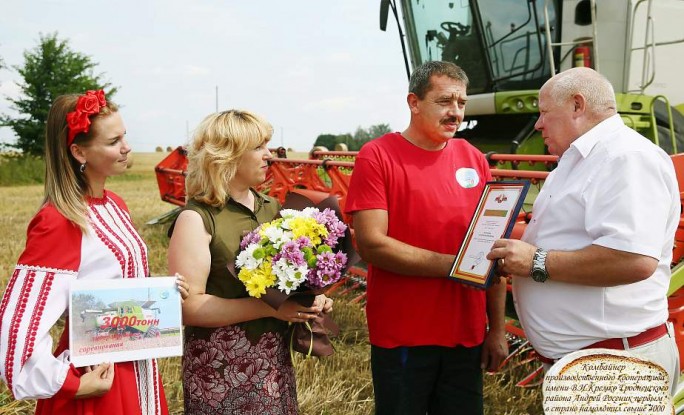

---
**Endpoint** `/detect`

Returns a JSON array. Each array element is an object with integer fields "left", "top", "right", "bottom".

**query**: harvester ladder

[
  {"left": 626, "top": 0, "right": 658, "bottom": 95},
  {"left": 542, "top": 0, "right": 599, "bottom": 75},
  {"left": 651, "top": 95, "right": 678, "bottom": 154},
  {"left": 627, "top": 0, "right": 684, "bottom": 93}
]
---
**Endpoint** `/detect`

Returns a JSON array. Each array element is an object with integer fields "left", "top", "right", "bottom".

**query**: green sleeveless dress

[{"left": 177, "top": 191, "right": 299, "bottom": 414}]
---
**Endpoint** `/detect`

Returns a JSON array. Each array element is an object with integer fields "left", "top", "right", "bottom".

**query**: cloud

[
  {"left": 182, "top": 65, "right": 210, "bottom": 76},
  {"left": 325, "top": 52, "right": 353, "bottom": 64}
]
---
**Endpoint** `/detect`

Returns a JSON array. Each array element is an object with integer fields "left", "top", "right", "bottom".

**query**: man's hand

[
  {"left": 480, "top": 329, "right": 508, "bottom": 372},
  {"left": 487, "top": 239, "right": 537, "bottom": 277}
]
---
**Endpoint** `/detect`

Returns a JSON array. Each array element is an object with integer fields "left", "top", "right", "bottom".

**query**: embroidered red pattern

[
  {"left": 153, "top": 359, "right": 160, "bottom": 415},
  {"left": 107, "top": 199, "right": 149, "bottom": 275},
  {"left": 91, "top": 206, "right": 135, "bottom": 277},
  {"left": 0, "top": 268, "right": 21, "bottom": 386},
  {"left": 21, "top": 272, "right": 54, "bottom": 366},
  {"left": 4, "top": 269, "right": 36, "bottom": 392},
  {"left": 0, "top": 269, "right": 20, "bottom": 344}
]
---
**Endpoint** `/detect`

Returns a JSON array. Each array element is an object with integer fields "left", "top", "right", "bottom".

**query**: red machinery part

[
  {"left": 155, "top": 146, "right": 188, "bottom": 207},
  {"left": 573, "top": 45, "right": 592, "bottom": 68},
  {"left": 154, "top": 149, "right": 684, "bottom": 367}
]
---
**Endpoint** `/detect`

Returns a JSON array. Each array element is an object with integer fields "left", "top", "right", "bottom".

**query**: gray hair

[
  {"left": 548, "top": 67, "right": 616, "bottom": 114},
  {"left": 409, "top": 61, "right": 469, "bottom": 99}
]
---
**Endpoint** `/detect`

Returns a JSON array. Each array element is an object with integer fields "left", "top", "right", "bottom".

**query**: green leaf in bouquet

[
  {"left": 316, "top": 245, "right": 332, "bottom": 254},
  {"left": 253, "top": 247, "right": 266, "bottom": 260}
]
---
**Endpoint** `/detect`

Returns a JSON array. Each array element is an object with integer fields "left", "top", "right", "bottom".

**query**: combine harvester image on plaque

[{"left": 69, "top": 277, "right": 183, "bottom": 367}]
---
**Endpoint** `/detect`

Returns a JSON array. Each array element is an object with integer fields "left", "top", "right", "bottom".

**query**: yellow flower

[
  {"left": 288, "top": 217, "right": 327, "bottom": 246},
  {"left": 239, "top": 262, "right": 276, "bottom": 298}
]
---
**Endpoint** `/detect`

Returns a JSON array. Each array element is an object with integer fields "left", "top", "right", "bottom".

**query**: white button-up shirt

[{"left": 513, "top": 114, "right": 680, "bottom": 359}]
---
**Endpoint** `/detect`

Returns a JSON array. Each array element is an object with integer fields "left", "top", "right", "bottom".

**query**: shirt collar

[
  {"left": 569, "top": 113, "right": 622, "bottom": 158},
  {"left": 227, "top": 189, "right": 272, "bottom": 211}
]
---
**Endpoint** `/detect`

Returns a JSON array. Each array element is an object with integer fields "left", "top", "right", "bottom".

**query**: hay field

[{"left": 0, "top": 151, "right": 542, "bottom": 414}]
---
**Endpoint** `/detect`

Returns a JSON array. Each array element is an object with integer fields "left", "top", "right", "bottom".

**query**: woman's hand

[
  {"left": 175, "top": 273, "right": 190, "bottom": 303},
  {"left": 274, "top": 298, "right": 324, "bottom": 323},
  {"left": 314, "top": 294, "right": 333, "bottom": 314},
  {"left": 75, "top": 362, "right": 115, "bottom": 399}
]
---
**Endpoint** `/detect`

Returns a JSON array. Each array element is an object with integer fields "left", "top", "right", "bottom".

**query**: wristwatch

[{"left": 530, "top": 248, "right": 549, "bottom": 283}]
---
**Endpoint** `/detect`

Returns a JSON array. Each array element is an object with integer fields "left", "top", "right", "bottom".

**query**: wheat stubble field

[{"left": 0, "top": 152, "right": 542, "bottom": 414}]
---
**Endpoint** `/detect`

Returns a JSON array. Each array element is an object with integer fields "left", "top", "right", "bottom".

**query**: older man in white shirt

[{"left": 487, "top": 67, "right": 680, "bottom": 393}]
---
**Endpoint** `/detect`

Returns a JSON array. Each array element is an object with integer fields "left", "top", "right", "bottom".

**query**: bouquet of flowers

[
  {"left": 234, "top": 206, "right": 350, "bottom": 357},
  {"left": 236, "top": 207, "right": 348, "bottom": 299}
]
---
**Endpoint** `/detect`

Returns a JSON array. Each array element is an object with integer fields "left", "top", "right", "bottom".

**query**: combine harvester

[
  {"left": 156, "top": 0, "right": 684, "bottom": 407},
  {"left": 80, "top": 300, "right": 162, "bottom": 340}
]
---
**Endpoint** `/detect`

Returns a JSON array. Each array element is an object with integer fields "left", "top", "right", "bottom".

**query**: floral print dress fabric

[
  {"left": 183, "top": 325, "right": 297, "bottom": 414},
  {"left": 178, "top": 194, "right": 297, "bottom": 414}
]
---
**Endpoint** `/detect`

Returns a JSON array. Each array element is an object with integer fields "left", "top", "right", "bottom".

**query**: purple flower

[
  {"left": 313, "top": 208, "right": 347, "bottom": 247},
  {"left": 240, "top": 228, "right": 262, "bottom": 250},
  {"left": 295, "top": 236, "right": 312, "bottom": 248},
  {"left": 324, "top": 221, "right": 347, "bottom": 246},
  {"left": 307, "top": 251, "right": 347, "bottom": 288},
  {"left": 278, "top": 241, "right": 306, "bottom": 266}
]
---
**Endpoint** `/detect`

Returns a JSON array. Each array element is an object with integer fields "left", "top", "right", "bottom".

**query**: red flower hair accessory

[{"left": 66, "top": 90, "right": 107, "bottom": 145}]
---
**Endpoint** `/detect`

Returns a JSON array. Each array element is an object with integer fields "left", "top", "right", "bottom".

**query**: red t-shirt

[{"left": 345, "top": 133, "right": 492, "bottom": 348}]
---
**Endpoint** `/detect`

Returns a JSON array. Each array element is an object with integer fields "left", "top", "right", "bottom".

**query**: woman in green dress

[{"left": 168, "top": 109, "right": 332, "bottom": 414}]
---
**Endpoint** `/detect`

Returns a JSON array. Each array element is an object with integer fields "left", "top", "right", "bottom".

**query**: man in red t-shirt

[{"left": 345, "top": 61, "right": 507, "bottom": 415}]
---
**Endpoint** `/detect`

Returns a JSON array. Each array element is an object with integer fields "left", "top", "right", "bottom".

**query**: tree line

[{"left": 313, "top": 124, "right": 392, "bottom": 151}]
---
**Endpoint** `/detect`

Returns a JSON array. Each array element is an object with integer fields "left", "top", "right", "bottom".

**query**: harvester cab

[{"left": 381, "top": 0, "right": 684, "bottom": 157}]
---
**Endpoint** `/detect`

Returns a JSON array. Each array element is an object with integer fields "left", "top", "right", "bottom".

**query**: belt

[{"left": 535, "top": 323, "right": 669, "bottom": 365}]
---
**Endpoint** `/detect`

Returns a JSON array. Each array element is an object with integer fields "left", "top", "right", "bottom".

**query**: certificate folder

[{"left": 448, "top": 180, "right": 530, "bottom": 288}]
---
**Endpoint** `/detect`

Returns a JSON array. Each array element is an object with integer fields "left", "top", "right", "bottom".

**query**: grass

[
  {"left": 0, "top": 151, "right": 543, "bottom": 414},
  {"left": 0, "top": 153, "right": 45, "bottom": 186}
]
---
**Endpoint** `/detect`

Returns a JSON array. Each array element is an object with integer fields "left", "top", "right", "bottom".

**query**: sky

[{"left": 0, "top": 0, "right": 411, "bottom": 152}]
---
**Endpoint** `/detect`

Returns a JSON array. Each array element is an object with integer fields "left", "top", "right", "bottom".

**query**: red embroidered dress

[{"left": 0, "top": 191, "right": 167, "bottom": 415}]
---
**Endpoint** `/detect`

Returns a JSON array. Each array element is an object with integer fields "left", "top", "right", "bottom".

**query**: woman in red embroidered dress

[
  {"left": 168, "top": 110, "right": 333, "bottom": 414},
  {"left": 0, "top": 90, "right": 187, "bottom": 415}
]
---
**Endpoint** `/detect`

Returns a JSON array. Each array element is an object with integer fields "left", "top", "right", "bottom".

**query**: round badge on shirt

[{"left": 455, "top": 167, "right": 480, "bottom": 188}]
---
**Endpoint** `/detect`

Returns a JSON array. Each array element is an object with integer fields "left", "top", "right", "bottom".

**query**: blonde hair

[
  {"left": 44, "top": 94, "right": 118, "bottom": 232},
  {"left": 185, "top": 109, "right": 273, "bottom": 207}
]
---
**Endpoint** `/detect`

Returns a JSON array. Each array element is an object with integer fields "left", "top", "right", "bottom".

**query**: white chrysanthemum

[
  {"left": 273, "top": 258, "right": 308, "bottom": 294},
  {"left": 263, "top": 225, "right": 292, "bottom": 249},
  {"left": 272, "top": 257, "right": 293, "bottom": 280},
  {"left": 301, "top": 207, "right": 319, "bottom": 217},
  {"left": 279, "top": 209, "right": 304, "bottom": 219},
  {"left": 235, "top": 244, "right": 262, "bottom": 270}
]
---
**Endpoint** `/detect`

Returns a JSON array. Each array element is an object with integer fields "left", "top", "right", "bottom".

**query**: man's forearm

[
  {"left": 485, "top": 278, "right": 507, "bottom": 332},
  {"left": 546, "top": 245, "right": 657, "bottom": 287},
  {"left": 358, "top": 235, "right": 455, "bottom": 277}
]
